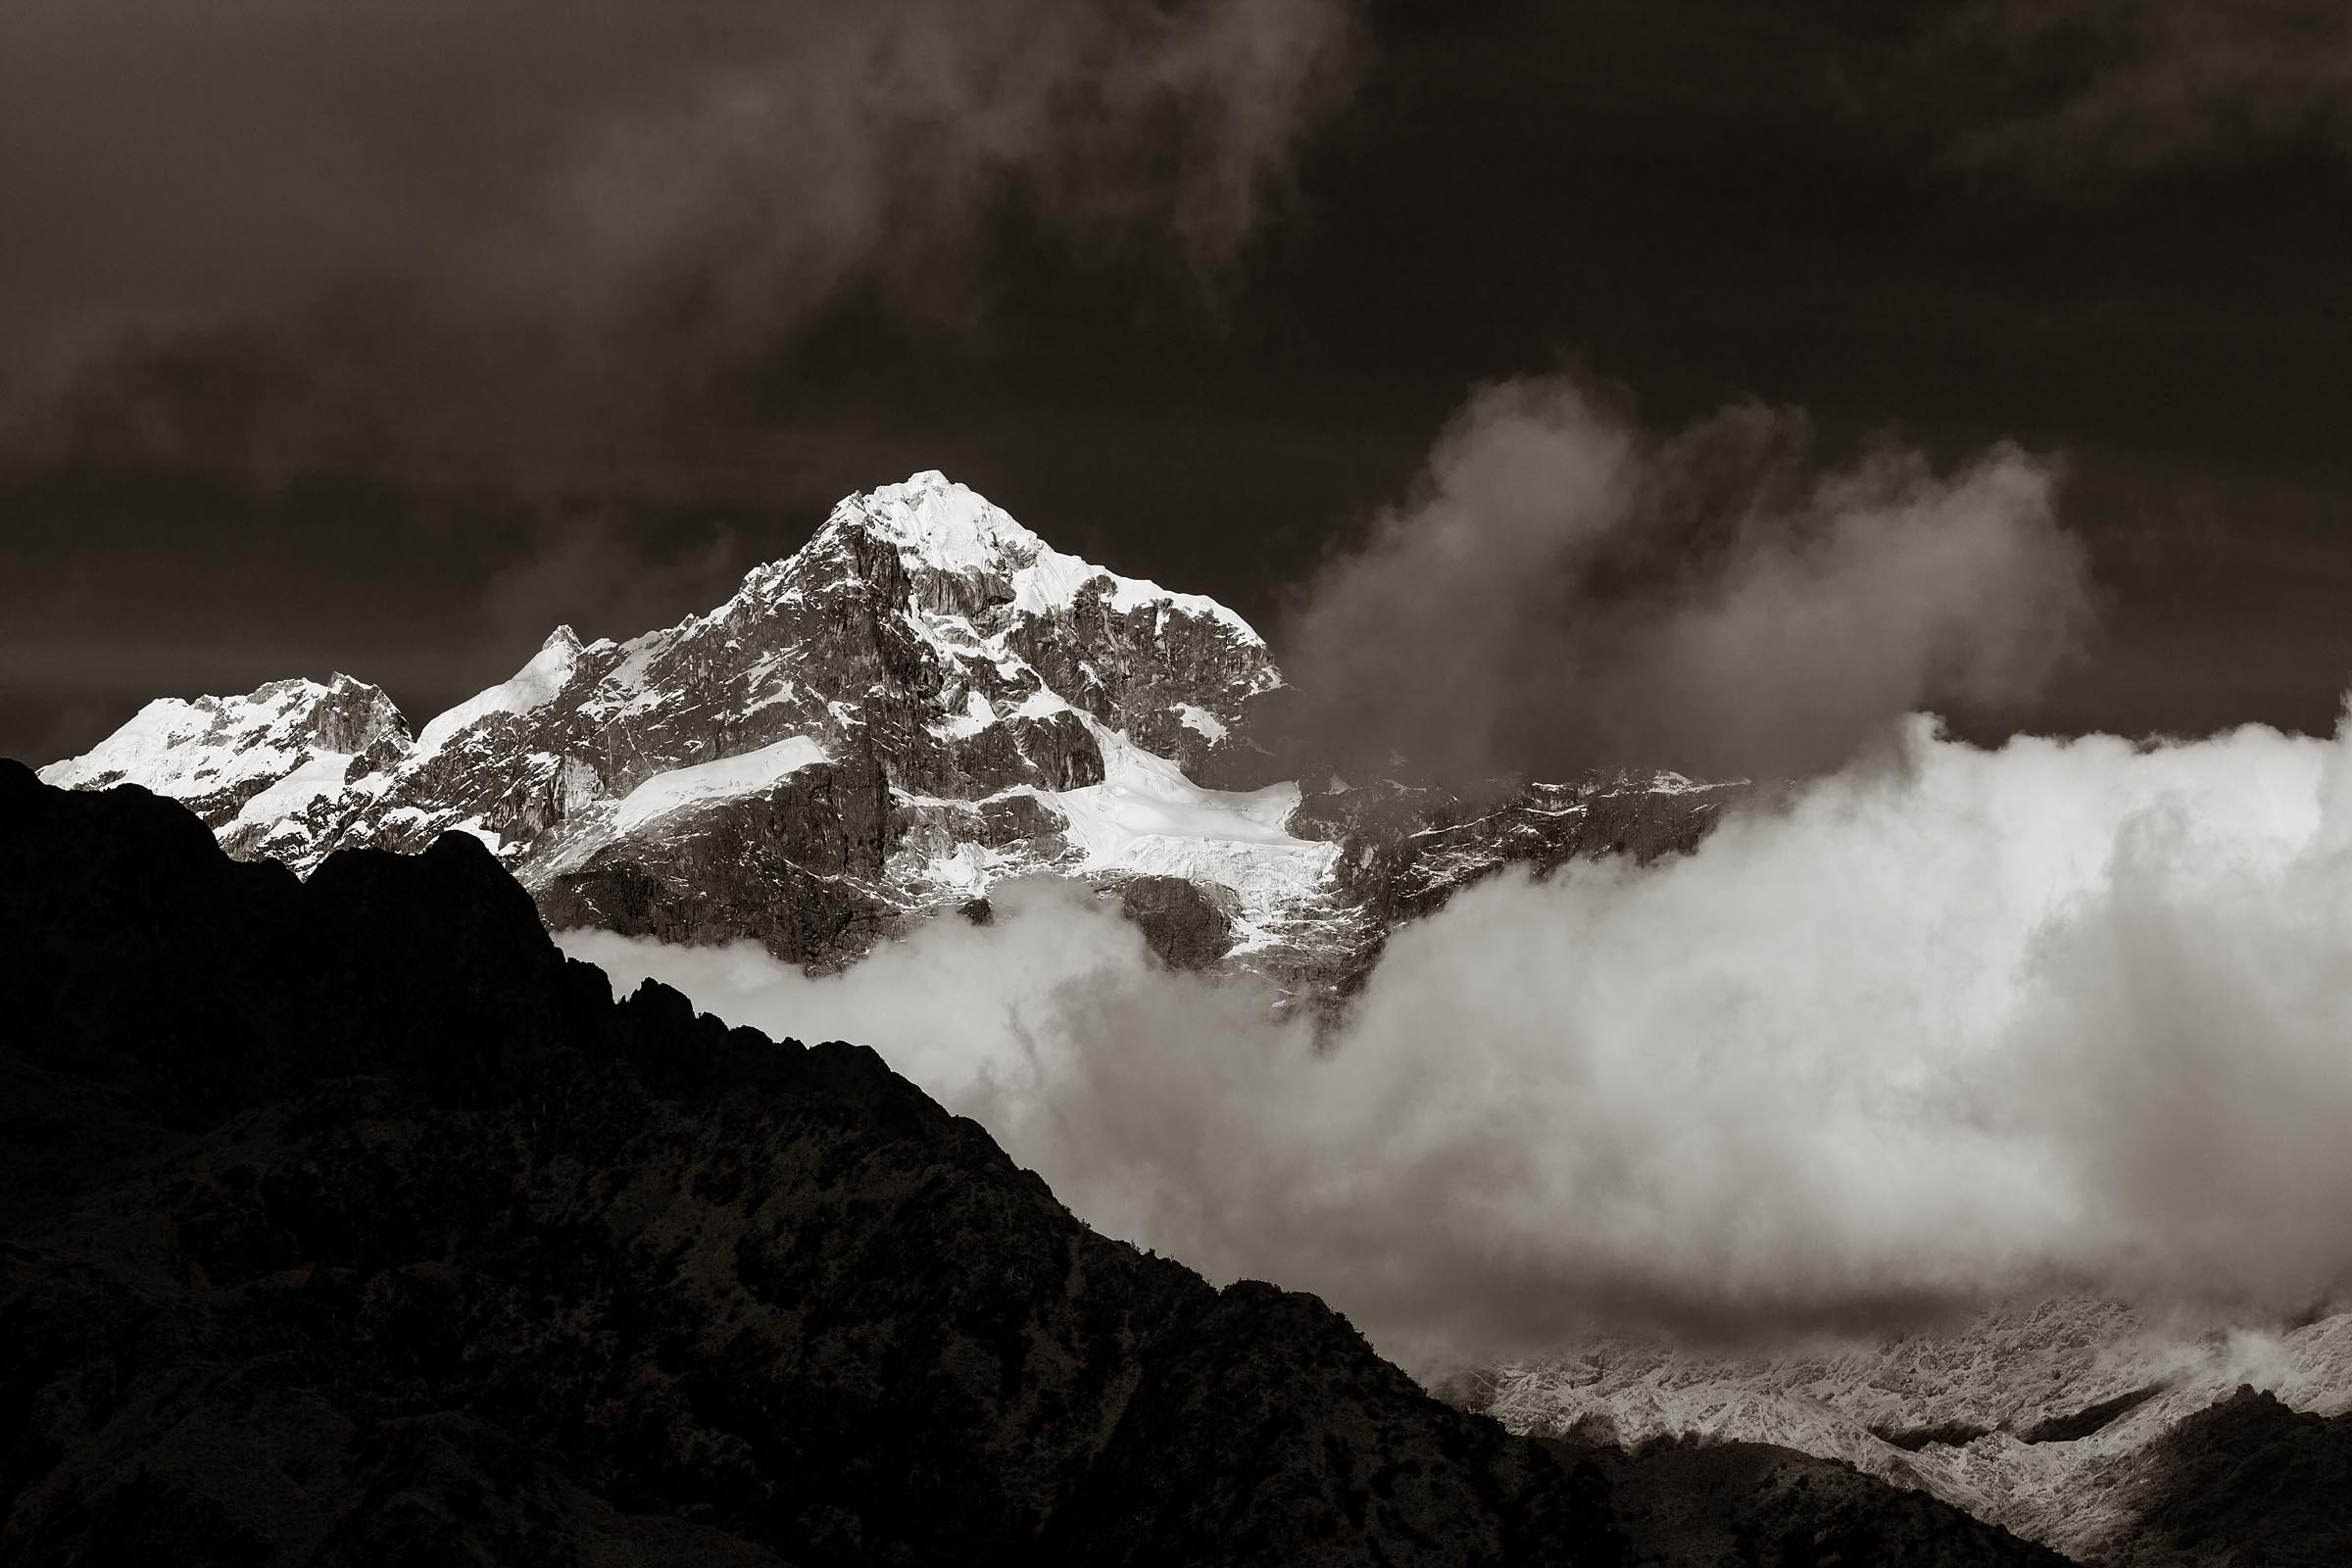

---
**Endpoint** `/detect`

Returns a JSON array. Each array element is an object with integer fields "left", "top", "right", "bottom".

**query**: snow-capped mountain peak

[
  {"left": 839, "top": 468, "right": 1050, "bottom": 577},
  {"left": 39, "top": 470, "right": 1730, "bottom": 1000},
  {"left": 815, "top": 469, "right": 1259, "bottom": 641},
  {"left": 41, "top": 473, "right": 1313, "bottom": 965}
]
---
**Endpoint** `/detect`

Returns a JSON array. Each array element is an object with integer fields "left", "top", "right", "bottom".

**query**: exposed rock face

[
  {"left": 1258, "top": 770, "right": 1742, "bottom": 1011},
  {"left": 36, "top": 470, "right": 1735, "bottom": 992},
  {"left": 534, "top": 759, "right": 903, "bottom": 967},
  {"left": 1298, "top": 772, "right": 1741, "bottom": 929},
  {"left": 1105, "top": 873, "right": 1240, "bottom": 969},
  {"left": 0, "top": 761, "right": 1631, "bottom": 1566}
]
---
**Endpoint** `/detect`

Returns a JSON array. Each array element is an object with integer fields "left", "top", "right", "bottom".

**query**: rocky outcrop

[
  {"left": 1296, "top": 773, "right": 1742, "bottom": 928},
  {"left": 1271, "top": 771, "right": 1744, "bottom": 1006},
  {"left": 536, "top": 760, "right": 906, "bottom": 967},
  {"left": 1105, "top": 873, "right": 1240, "bottom": 969}
]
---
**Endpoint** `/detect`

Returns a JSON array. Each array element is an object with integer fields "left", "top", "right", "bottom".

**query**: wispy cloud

[
  {"left": 1277, "top": 376, "right": 2094, "bottom": 781},
  {"left": 0, "top": 0, "right": 1358, "bottom": 480},
  {"left": 1938, "top": 0, "right": 2352, "bottom": 177}
]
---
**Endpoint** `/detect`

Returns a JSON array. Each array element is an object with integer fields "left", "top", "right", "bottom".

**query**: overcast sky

[{"left": 6, "top": 0, "right": 2350, "bottom": 763}]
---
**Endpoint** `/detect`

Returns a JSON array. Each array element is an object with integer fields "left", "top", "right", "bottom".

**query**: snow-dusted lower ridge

[
  {"left": 38, "top": 469, "right": 1735, "bottom": 989},
  {"left": 1465, "top": 1294, "right": 2352, "bottom": 1561}
]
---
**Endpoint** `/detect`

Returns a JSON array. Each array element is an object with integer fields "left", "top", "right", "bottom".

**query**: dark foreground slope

[
  {"left": 1540, "top": 1439, "right": 2073, "bottom": 1568},
  {"left": 0, "top": 760, "right": 2116, "bottom": 1567},
  {"left": 2081, "top": 1387, "right": 2352, "bottom": 1566},
  {"left": 0, "top": 760, "right": 1621, "bottom": 1566}
]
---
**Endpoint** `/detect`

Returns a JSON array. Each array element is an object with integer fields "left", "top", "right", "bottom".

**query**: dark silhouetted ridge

[
  {"left": 1542, "top": 1435, "right": 2075, "bottom": 1568},
  {"left": 2017, "top": 1384, "right": 2167, "bottom": 1446},
  {"left": 0, "top": 761, "right": 1626, "bottom": 1566},
  {"left": 2085, "top": 1386, "right": 2352, "bottom": 1566}
]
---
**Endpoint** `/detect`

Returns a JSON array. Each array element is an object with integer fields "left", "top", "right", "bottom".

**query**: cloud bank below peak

[{"left": 568, "top": 698, "right": 2352, "bottom": 1366}]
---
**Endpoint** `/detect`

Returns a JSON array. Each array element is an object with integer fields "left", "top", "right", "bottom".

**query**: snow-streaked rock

[
  {"left": 610, "top": 735, "right": 831, "bottom": 835},
  {"left": 1174, "top": 703, "right": 1229, "bottom": 742}
]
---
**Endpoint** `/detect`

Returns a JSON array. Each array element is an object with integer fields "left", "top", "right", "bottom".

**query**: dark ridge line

[
  {"left": 2019, "top": 1383, "right": 2170, "bottom": 1445},
  {"left": 1872, "top": 1421, "right": 1996, "bottom": 1452}
]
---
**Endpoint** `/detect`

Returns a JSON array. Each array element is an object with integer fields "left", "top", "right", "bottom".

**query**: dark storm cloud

[
  {"left": 0, "top": 0, "right": 1356, "bottom": 478},
  {"left": 1937, "top": 0, "right": 2352, "bottom": 175},
  {"left": 14, "top": 2, "right": 2352, "bottom": 769},
  {"left": 1279, "top": 376, "right": 2096, "bottom": 782},
  {"left": 477, "top": 511, "right": 749, "bottom": 656},
  {"left": 0, "top": 465, "right": 782, "bottom": 761}
]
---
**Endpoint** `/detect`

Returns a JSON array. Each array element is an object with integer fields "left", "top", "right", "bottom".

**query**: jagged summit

[
  {"left": 799, "top": 469, "right": 1259, "bottom": 639},
  {"left": 836, "top": 468, "right": 1051, "bottom": 576},
  {"left": 38, "top": 671, "right": 406, "bottom": 781}
]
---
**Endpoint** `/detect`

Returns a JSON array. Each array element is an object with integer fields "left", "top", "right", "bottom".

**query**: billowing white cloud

[{"left": 566, "top": 700, "right": 2352, "bottom": 1368}]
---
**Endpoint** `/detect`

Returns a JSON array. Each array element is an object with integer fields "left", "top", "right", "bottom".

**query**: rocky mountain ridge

[{"left": 39, "top": 470, "right": 1738, "bottom": 996}]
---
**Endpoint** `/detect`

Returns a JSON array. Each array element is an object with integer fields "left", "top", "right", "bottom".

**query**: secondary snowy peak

[{"left": 38, "top": 673, "right": 409, "bottom": 826}]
